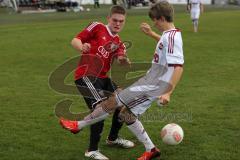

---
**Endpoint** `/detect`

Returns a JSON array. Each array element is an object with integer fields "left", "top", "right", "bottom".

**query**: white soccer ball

[
  {"left": 160, "top": 123, "right": 184, "bottom": 145},
  {"left": 86, "top": 8, "right": 90, "bottom": 12}
]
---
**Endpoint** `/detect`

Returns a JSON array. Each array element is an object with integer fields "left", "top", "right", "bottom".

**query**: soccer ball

[{"left": 160, "top": 123, "right": 184, "bottom": 145}]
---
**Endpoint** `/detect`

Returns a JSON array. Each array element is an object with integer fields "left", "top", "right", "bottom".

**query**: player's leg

[
  {"left": 193, "top": 19, "right": 198, "bottom": 32},
  {"left": 192, "top": 10, "right": 200, "bottom": 32},
  {"left": 80, "top": 95, "right": 106, "bottom": 152},
  {"left": 105, "top": 80, "right": 135, "bottom": 148},
  {"left": 191, "top": 10, "right": 197, "bottom": 32},
  {"left": 60, "top": 77, "right": 110, "bottom": 159},
  {"left": 119, "top": 106, "right": 161, "bottom": 159},
  {"left": 103, "top": 81, "right": 124, "bottom": 141},
  {"left": 78, "top": 77, "right": 107, "bottom": 154},
  {"left": 76, "top": 77, "right": 119, "bottom": 128},
  {"left": 107, "top": 107, "right": 123, "bottom": 141},
  {"left": 79, "top": 95, "right": 119, "bottom": 127},
  {"left": 97, "top": 1, "right": 100, "bottom": 8},
  {"left": 195, "top": 10, "right": 201, "bottom": 32},
  {"left": 60, "top": 94, "right": 119, "bottom": 131},
  {"left": 83, "top": 98, "right": 105, "bottom": 153},
  {"left": 116, "top": 66, "right": 175, "bottom": 159},
  {"left": 116, "top": 85, "right": 161, "bottom": 159},
  {"left": 191, "top": 18, "right": 197, "bottom": 32},
  {"left": 88, "top": 121, "right": 104, "bottom": 150},
  {"left": 106, "top": 107, "right": 135, "bottom": 148},
  {"left": 121, "top": 107, "right": 155, "bottom": 150}
]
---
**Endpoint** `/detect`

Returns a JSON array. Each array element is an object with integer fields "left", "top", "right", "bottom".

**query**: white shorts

[
  {"left": 191, "top": 10, "right": 200, "bottom": 20},
  {"left": 117, "top": 66, "right": 175, "bottom": 116}
]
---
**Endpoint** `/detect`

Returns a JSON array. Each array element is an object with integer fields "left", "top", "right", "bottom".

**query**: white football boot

[
  {"left": 85, "top": 150, "right": 109, "bottom": 160},
  {"left": 106, "top": 137, "right": 135, "bottom": 148}
]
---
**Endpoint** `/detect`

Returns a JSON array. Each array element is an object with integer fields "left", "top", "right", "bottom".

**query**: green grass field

[{"left": 0, "top": 5, "right": 240, "bottom": 160}]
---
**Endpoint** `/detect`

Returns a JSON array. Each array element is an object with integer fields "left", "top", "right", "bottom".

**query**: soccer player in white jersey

[
  {"left": 188, "top": 0, "right": 204, "bottom": 32},
  {"left": 60, "top": 1, "right": 184, "bottom": 160},
  {"left": 140, "top": 22, "right": 181, "bottom": 106}
]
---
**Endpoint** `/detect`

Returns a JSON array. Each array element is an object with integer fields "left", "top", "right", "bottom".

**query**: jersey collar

[
  {"left": 105, "top": 25, "right": 118, "bottom": 37},
  {"left": 163, "top": 28, "right": 181, "bottom": 34}
]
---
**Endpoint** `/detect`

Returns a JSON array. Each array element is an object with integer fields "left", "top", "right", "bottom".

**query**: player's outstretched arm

[
  {"left": 71, "top": 38, "right": 91, "bottom": 53},
  {"left": 140, "top": 22, "right": 161, "bottom": 41}
]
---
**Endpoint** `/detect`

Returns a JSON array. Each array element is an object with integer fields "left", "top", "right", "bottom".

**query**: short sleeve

[{"left": 166, "top": 32, "right": 184, "bottom": 64}]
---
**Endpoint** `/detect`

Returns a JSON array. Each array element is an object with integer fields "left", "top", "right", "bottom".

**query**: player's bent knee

[
  {"left": 100, "top": 96, "right": 118, "bottom": 113},
  {"left": 119, "top": 107, "right": 137, "bottom": 124},
  {"left": 113, "top": 88, "right": 123, "bottom": 97}
]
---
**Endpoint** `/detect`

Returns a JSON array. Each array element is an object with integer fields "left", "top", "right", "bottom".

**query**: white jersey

[
  {"left": 190, "top": 0, "right": 201, "bottom": 19},
  {"left": 117, "top": 28, "right": 184, "bottom": 116},
  {"left": 190, "top": 0, "right": 201, "bottom": 11},
  {"left": 152, "top": 28, "right": 184, "bottom": 66}
]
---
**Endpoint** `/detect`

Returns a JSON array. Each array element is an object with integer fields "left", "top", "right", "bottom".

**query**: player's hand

[
  {"left": 156, "top": 94, "right": 170, "bottom": 107},
  {"left": 82, "top": 43, "right": 91, "bottom": 52},
  {"left": 117, "top": 55, "right": 131, "bottom": 66},
  {"left": 140, "top": 23, "right": 153, "bottom": 36}
]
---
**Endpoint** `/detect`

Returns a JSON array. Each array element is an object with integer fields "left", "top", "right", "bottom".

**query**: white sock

[
  {"left": 78, "top": 107, "right": 109, "bottom": 129},
  {"left": 127, "top": 119, "right": 155, "bottom": 151},
  {"left": 193, "top": 20, "right": 198, "bottom": 32}
]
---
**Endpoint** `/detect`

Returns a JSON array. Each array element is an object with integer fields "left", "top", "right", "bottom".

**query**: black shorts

[{"left": 75, "top": 76, "right": 118, "bottom": 110}]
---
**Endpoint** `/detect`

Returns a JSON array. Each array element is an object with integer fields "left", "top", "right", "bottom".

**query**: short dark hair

[
  {"left": 149, "top": 1, "right": 174, "bottom": 22},
  {"left": 109, "top": 5, "right": 126, "bottom": 16}
]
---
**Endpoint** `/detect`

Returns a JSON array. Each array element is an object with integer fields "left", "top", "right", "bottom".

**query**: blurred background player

[
  {"left": 187, "top": 0, "right": 204, "bottom": 32},
  {"left": 187, "top": 0, "right": 190, "bottom": 10},
  {"left": 60, "top": 2, "right": 184, "bottom": 160},
  {"left": 70, "top": 5, "right": 134, "bottom": 160},
  {"left": 94, "top": 0, "right": 100, "bottom": 8}
]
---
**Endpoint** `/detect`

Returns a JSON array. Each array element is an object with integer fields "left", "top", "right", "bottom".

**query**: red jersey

[{"left": 74, "top": 22, "right": 126, "bottom": 80}]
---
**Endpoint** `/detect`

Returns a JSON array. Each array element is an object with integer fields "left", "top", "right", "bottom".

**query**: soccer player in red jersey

[{"left": 70, "top": 5, "right": 133, "bottom": 160}]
